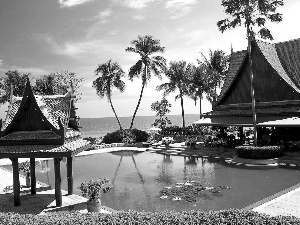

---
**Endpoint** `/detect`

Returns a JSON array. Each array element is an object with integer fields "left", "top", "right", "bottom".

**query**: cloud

[
  {"left": 0, "top": 66, "right": 50, "bottom": 76},
  {"left": 47, "top": 38, "right": 104, "bottom": 57},
  {"left": 95, "top": 8, "right": 112, "bottom": 24},
  {"left": 107, "top": 30, "right": 119, "bottom": 35},
  {"left": 37, "top": 33, "right": 138, "bottom": 66},
  {"left": 0, "top": 60, "right": 3, "bottom": 67},
  {"left": 132, "top": 15, "right": 145, "bottom": 20},
  {"left": 58, "top": 0, "right": 95, "bottom": 8},
  {"left": 37, "top": 34, "right": 99, "bottom": 57},
  {"left": 112, "top": 0, "right": 158, "bottom": 9},
  {"left": 165, "top": 0, "right": 197, "bottom": 19}
]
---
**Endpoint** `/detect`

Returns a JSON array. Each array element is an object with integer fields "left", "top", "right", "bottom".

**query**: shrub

[
  {"left": 102, "top": 129, "right": 149, "bottom": 144},
  {"left": 131, "top": 129, "right": 149, "bottom": 143},
  {"left": 102, "top": 130, "right": 123, "bottom": 144},
  {"left": 162, "top": 126, "right": 202, "bottom": 136},
  {"left": 236, "top": 145, "right": 284, "bottom": 159},
  {"left": 0, "top": 209, "right": 299, "bottom": 224},
  {"left": 284, "top": 142, "right": 300, "bottom": 152}
]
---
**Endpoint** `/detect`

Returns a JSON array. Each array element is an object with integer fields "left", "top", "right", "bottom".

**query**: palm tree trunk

[
  {"left": 131, "top": 155, "right": 153, "bottom": 211},
  {"left": 109, "top": 96, "right": 123, "bottom": 130},
  {"left": 130, "top": 77, "right": 146, "bottom": 129},
  {"left": 199, "top": 96, "right": 202, "bottom": 119},
  {"left": 180, "top": 92, "right": 185, "bottom": 128},
  {"left": 246, "top": 4, "right": 257, "bottom": 145},
  {"left": 112, "top": 156, "right": 123, "bottom": 185}
]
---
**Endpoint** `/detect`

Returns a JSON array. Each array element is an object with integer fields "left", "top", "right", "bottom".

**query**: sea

[{"left": 80, "top": 114, "right": 200, "bottom": 138}]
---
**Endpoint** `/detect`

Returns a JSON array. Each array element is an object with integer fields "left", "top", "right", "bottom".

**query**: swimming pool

[{"left": 8, "top": 151, "right": 300, "bottom": 212}]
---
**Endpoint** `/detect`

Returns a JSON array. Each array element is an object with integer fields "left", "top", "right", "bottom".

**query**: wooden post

[
  {"left": 239, "top": 127, "right": 244, "bottom": 143},
  {"left": 54, "top": 158, "right": 62, "bottom": 207},
  {"left": 67, "top": 157, "right": 73, "bottom": 195},
  {"left": 220, "top": 127, "right": 225, "bottom": 138},
  {"left": 30, "top": 158, "right": 36, "bottom": 195},
  {"left": 11, "top": 158, "right": 21, "bottom": 206}
]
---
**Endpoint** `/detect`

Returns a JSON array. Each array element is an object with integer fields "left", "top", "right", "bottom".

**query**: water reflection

[
  {"left": 108, "top": 151, "right": 154, "bottom": 211},
  {"left": 156, "top": 154, "right": 174, "bottom": 185},
  {"left": 183, "top": 156, "right": 198, "bottom": 182}
]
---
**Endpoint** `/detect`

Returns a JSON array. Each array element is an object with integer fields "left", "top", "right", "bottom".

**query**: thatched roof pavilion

[
  {"left": 195, "top": 38, "right": 300, "bottom": 127},
  {"left": 194, "top": 38, "right": 300, "bottom": 143},
  {"left": 0, "top": 79, "right": 90, "bottom": 207}
]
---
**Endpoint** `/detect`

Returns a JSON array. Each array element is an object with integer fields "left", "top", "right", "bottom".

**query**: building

[
  {"left": 195, "top": 38, "right": 300, "bottom": 143},
  {"left": 0, "top": 79, "right": 90, "bottom": 206}
]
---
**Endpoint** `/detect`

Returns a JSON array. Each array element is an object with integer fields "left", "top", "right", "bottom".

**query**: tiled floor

[{"left": 252, "top": 186, "right": 300, "bottom": 217}]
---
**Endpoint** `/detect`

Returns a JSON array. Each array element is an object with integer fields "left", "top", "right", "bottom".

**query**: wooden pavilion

[
  {"left": 194, "top": 38, "right": 300, "bottom": 142},
  {"left": 0, "top": 79, "right": 90, "bottom": 206}
]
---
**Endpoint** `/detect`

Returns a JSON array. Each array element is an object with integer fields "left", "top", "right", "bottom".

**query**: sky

[{"left": 0, "top": 0, "right": 300, "bottom": 119}]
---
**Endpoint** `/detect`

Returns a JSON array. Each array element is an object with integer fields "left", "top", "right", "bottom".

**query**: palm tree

[
  {"left": 217, "top": 0, "right": 284, "bottom": 145},
  {"left": 126, "top": 35, "right": 166, "bottom": 129},
  {"left": 157, "top": 61, "right": 193, "bottom": 128},
  {"left": 187, "top": 64, "right": 209, "bottom": 119},
  {"left": 199, "top": 50, "right": 229, "bottom": 104},
  {"left": 93, "top": 59, "right": 125, "bottom": 130}
]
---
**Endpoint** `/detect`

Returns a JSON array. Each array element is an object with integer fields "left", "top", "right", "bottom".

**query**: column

[
  {"left": 54, "top": 158, "right": 62, "bottom": 207},
  {"left": 239, "top": 127, "right": 244, "bottom": 143},
  {"left": 220, "top": 127, "right": 225, "bottom": 138},
  {"left": 11, "top": 158, "right": 21, "bottom": 206},
  {"left": 30, "top": 158, "right": 36, "bottom": 195},
  {"left": 67, "top": 156, "right": 73, "bottom": 195}
]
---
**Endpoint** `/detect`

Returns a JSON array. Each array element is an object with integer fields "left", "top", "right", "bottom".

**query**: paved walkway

[{"left": 245, "top": 183, "right": 300, "bottom": 218}]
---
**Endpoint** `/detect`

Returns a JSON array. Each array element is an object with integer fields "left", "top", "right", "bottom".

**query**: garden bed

[{"left": 0, "top": 209, "right": 299, "bottom": 224}]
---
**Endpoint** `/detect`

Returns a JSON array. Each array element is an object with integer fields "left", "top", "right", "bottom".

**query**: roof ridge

[{"left": 275, "top": 37, "right": 300, "bottom": 45}]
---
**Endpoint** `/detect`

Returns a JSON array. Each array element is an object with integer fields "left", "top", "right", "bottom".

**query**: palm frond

[{"left": 128, "top": 60, "right": 143, "bottom": 80}]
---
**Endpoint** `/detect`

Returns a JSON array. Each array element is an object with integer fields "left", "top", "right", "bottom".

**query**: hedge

[
  {"left": 236, "top": 145, "right": 284, "bottom": 159},
  {"left": 0, "top": 209, "right": 300, "bottom": 224}
]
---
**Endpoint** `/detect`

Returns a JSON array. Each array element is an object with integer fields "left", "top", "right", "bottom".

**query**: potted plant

[
  {"left": 19, "top": 161, "right": 31, "bottom": 187},
  {"left": 162, "top": 137, "right": 174, "bottom": 149},
  {"left": 78, "top": 177, "right": 112, "bottom": 212},
  {"left": 185, "top": 136, "right": 198, "bottom": 150}
]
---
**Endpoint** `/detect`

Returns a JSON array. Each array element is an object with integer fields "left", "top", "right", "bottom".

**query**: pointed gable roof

[
  {"left": 0, "top": 79, "right": 71, "bottom": 145},
  {"left": 216, "top": 50, "right": 248, "bottom": 105},
  {"left": 2, "top": 83, "right": 71, "bottom": 132},
  {"left": 216, "top": 38, "right": 300, "bottom": 107},
  {"left": 0, "top": 79, "right": 89, "bottom": 157},
  {"left": 276, "top": 38, "right": 300, "bottom": 89}
]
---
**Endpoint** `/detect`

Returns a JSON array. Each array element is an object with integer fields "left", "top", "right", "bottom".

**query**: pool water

[{"left": 9, "top": 151, "right": 300, "bottom": 212}]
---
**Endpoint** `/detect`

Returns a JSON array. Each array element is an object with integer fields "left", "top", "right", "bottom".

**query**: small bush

[
  {"left": 162, "top": 126, "right": 202, "bottom": 136},
  {"left": 236, "top": 145, "right": 284, "bottom": 159},
  {"left": 102, "top": 129, "right": 149, "bottom": 144},
  {"left": 102, "top": 130, "right": 123, "bottom": 144},
  {"left": 0, "top": 210, "right": 300, "bottom": 224},
  {"left": 284, "top": 143, "right": 300, "bottom": 152},
  {"left": 131, "top": 129, "right": 149, "bottom": 143}
]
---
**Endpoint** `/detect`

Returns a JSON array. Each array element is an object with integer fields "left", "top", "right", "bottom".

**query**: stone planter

[
  {"left": 87, "top": 199, "right": 101, "bottom": 212},
  {"left": 189, "top": 143, "right": 196, "bottom": 150},
  {"left": 165, "top": 143, "right": 170, "bottom": 149},
  {"left": 232, "top": 156, "right": 279, "bottom": 165}
]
